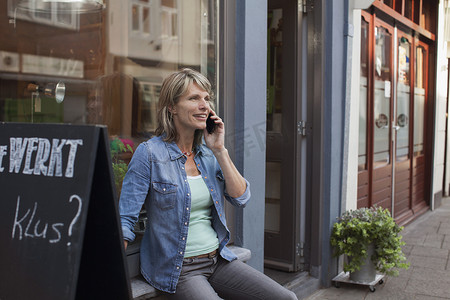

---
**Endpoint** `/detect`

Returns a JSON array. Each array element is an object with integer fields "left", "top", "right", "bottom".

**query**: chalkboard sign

[{"left": 0, "top": 123, "right": 131, "bottom": 300}]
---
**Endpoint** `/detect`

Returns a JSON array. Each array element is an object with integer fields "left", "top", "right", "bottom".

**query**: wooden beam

[{"left": 372, "top": 1, "right": 435, "bottom": 41}]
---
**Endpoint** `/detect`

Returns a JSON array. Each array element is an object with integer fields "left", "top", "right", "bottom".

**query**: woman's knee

[
  {"left": 285, "top": 290, "right": 298, "bottom": 300},
  {"left": 276, "top": 288, "right": 298, "bottom": 300}
]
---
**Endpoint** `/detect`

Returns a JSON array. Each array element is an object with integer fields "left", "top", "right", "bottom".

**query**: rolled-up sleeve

[
  {"left": 119, "top": 142, "right": 151, "bottom": 242},
  {"left": 224, "top": 178, "right": 251, "bottom": 208}
]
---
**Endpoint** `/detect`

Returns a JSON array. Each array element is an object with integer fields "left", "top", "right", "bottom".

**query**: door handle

[{"left": 392, "top": 125, "right": 400, "bottom": 131}]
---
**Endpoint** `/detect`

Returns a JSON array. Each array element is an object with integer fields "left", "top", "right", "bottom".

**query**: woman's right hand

[
  {"left": 124, "top": 240, "right": 128, "bottom": 250},
  {"left": 204, "top": 110, "right": 225, "bottom": 154}
]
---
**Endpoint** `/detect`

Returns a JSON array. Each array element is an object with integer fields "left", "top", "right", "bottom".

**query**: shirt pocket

[{"left": 151, "top": 182, "right": 177, "bottom": 210}]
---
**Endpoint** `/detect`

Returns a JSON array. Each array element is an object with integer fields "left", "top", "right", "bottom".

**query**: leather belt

[{"left": 185, "top": 249, "right": 218, "bottom": 259}]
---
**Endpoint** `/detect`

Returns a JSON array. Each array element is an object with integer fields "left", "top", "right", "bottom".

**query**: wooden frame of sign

[{"left": 0, "top": 123, "right": 131, "bottom": 300}]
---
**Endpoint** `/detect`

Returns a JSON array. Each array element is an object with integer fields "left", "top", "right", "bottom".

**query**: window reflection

[
  {"left": 359, "top": 18, "right": 369, "bottom": 171},
  {"left": 0, "top": 0, "right": 218, "bottom": 248},
  {"left": 373, "top": 25, "right": 392, "bottom": 167},
  {"left": 0, "top": 0, "right": 218, "bottom": 138},
  {"left": 414, "top": 46, "right": 426, "bottom": 156},
  {"left": 8, "top": 0, "right": 81, "bottom": 30},
  {"left": 396, "top": 36, "right": 410, "bottom": 161}
]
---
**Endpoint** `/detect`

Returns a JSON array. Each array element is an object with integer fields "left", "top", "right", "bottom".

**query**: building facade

[{"left": 1, "top": 0, "right": 449, "bottom": 297}]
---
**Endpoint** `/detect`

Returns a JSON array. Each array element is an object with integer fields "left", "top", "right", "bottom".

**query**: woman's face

[{"left": 171, "top": 82, "right": 211, "bottom": 135}]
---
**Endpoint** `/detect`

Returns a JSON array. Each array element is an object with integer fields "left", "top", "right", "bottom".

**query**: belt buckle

[{"left": 208, "top": 250, "right": 217, "bottom": 259}]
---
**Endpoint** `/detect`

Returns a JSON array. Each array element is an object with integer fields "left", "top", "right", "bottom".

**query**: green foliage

[
  {"left": 110, "top": 138, "right": 133, "bottom": 195},
  {"left": 330, "top": 206, "right": 410, "bottom": 276}
]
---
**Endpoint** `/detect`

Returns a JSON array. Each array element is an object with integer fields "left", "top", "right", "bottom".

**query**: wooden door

[
  {"left": 370, "top": 18, "right": 394, "bottom": 210},
  {"left": 358, "top": 12, "right": 430, "bottom": 223},
  {"left": 411, "top": 41, "right": 429, "bottom": 214},
  {"left": 393, "top": 30, "right": 413, "bottom": 221},
  {"left": 264, "top": 0, "right": 303, "bottom": 271}
]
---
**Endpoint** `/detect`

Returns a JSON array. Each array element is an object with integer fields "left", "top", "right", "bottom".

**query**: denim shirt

[{"left": 119, "top": 135, "right": 251, "bottom": 293}]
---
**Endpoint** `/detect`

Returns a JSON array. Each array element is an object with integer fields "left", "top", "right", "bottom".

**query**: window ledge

[{"left": 130, "top": 246, "right": 251, "bottom": 299}]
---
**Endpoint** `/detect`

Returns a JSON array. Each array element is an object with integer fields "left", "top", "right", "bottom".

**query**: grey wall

[
  {"left": 311, "top": 0, "right": 348, "bottom": 286},
  {"left": 323, "top": 0, "right": 350, "bottom": 285},
  {"left": 234, "top": 0, "right": 267, "bottom": 272},
  {"left": 230, "top": 0, "right": 348, "bottom": 281}
]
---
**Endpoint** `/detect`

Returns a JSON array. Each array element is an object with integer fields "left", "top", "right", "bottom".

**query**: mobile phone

[{"left": 206, "top": 113, "right": 216, "bottom": 134}]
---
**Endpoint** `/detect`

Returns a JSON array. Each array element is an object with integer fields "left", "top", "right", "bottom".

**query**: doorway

[
  {"left": 265, "top": 0, "right": 304, "bottom": 272},
  {"left": 358, "top": 12, "right": 429, "bottom": 223}
]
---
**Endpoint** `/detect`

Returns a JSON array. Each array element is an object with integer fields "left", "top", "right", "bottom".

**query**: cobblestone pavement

[{"left": 305, "top": 197, "right": 450, "bottom": 300}]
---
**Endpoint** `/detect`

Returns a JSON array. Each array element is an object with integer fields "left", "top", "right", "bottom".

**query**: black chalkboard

[{"left": 0, "top": 123, "right": 131, "bottom": 300}]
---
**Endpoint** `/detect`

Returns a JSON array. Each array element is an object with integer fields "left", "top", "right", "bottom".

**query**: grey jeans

[{"left": 165, "top": 255, "right": 298, "bottom": 300}]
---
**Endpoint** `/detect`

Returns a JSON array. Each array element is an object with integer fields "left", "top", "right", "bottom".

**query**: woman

[{"left": 119, "top": 68, "right": 297, "bottom": 299}]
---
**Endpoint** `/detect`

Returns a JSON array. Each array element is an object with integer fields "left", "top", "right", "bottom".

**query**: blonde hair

[{"left": 155, "top": 68, "right": 214, "bottom": 146}]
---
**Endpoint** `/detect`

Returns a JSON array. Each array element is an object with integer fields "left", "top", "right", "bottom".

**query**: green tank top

[{"left": 184, "top": 175, "right": 219, "bottom": 258}]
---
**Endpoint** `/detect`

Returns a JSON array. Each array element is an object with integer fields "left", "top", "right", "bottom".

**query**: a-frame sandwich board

[{"left": 0, "top": 123, "right": 131, "bottom": 300}]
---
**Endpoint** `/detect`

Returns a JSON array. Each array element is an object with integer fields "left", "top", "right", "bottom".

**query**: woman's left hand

[{"left": 204, "top": 110, "right": 225, "bottom": 154}]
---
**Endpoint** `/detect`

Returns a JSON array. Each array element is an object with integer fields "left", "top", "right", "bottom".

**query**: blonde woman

[{"left": 119, "top": 68, "right": 297, "bottom": 299}]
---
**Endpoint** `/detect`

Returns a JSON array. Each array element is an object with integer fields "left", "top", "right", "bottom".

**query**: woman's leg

[
  {"left": 166, "top": 274, "right": 222, "bottom": 300},
  {"left": 165, "top": 256, "right": 222, "bottom": 300},
  {"left": 209, "top": 257, "right": 298, "bottom": 300}
]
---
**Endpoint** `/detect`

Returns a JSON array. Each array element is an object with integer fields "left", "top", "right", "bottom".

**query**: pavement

[{"left": 304, "top": 197, "right": 450, "bottom": 300}]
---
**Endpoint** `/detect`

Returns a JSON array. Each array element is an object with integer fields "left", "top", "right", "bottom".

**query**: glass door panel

[
  {"left": 393, "top": 32, "right": 413, "bottom": 220},
  {"left": 414, "top": 45, "right": 426, "bottom": 156},
  {"left": 265, "top": 0, "right": 300, "bottom": 271},
  {"left": 265, "top": 7, "right": 283, "bottom": 234},
  {"left": 358, "top": 13, "right": 372, "bottom": 210},
  {"left": 396, "top": 36, "right": 411, "bottom": 161},
  {"left": 373, "top": 25, "right": 392, "bottom": 168},
  {"left": 359, "top": 18, "right": 369, "bottom": 171},
  {"left": 265, "top": 162, "right": 281, "bottom": 232},
  {"left": 411, "top": 41, "right": 428, "bottom": 211},
  {"left": 267, "top": 6, "right": 283, "bottom": 135}
]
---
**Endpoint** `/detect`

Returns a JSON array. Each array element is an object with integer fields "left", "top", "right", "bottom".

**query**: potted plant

[{"left": 330, "top": 206, "right": 409, "bottom": 282}]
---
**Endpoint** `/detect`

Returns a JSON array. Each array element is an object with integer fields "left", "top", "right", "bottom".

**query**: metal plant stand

[{"left": 332, "top": 272, "right": 385, "bottom": 292}]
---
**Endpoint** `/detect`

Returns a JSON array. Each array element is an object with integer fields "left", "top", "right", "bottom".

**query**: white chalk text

[{"left": 0, "top": 137, "right": 83, "bottom": 178}]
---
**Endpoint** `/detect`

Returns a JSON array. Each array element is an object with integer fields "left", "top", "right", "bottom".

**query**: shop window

[{"left": 0, "top": 0, "right": 219, "bottom": 274}]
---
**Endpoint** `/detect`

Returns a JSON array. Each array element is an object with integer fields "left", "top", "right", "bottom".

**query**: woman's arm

[
  {"left": 204, "top": 111, "right": 247, "bottom": 198},
  {"left": 212, "top": 148, "right": 246, "bottom": 198},
  {"left": 119, "top": 143, "right": 151, "bottom": 244}
]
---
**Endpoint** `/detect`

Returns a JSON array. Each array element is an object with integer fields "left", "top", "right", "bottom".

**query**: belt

[{"left": 185, "top": 249, "right": 218, "bottom": 259}]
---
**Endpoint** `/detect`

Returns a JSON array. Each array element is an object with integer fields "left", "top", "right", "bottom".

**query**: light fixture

[
  {"left": 27, "top": 82, "right": 66, "bottom": 104},
  {"left": 16, "top": 0, "right": 105, "bottom": 13}
]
